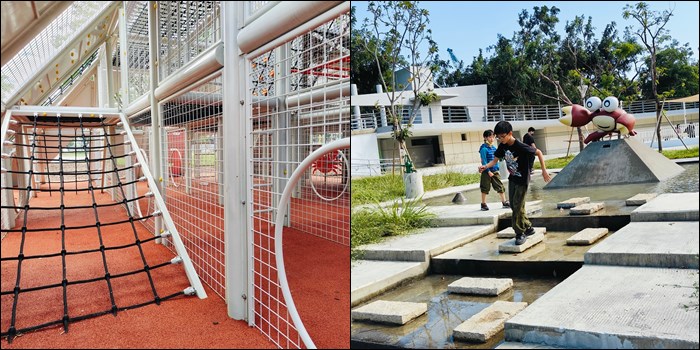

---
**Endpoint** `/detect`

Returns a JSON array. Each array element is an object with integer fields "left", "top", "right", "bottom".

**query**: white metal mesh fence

[
  {"left": 159, "top": 73, "right": 225, "bottom": 298},
  {"left": 125, "top": 1, "right": 151, "bottom": 103},
  {"left": 158, "top": 1, "right": 221, "bottom": 82},
  {"left": 248, "top": 12, "right": 350, "bottom": 348}
]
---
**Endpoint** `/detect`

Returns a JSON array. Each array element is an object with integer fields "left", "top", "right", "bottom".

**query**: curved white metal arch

[{"left": 273, "top": 137, "right": 350, "bottom": 349}]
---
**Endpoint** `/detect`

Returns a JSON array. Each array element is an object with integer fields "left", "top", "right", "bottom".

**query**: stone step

[
  {"left": 428, "top": 200, "right": 542, "bottom": 227},
  {"left": 570, "top": 202, "right": 604, "bottom": 215},
  {"left": 447, "top": 277, "right": 513, "bottom": 296},
  {"left": 630, "top": 192, "right": 699, "bottom": 222},
  {"left": 566, "top": 228, "right": 608, "bottom": 246},
  {"left": 504, "top": 265, "right": 699, "bottom": 349},
  {"left": 499, "top": 232, "right": 545, "bottom": 253},
  {"left": 351, "top": 300, "right": 427, "bottom": 325},
  {"left": 351, "top": 260, "right": 428, "bottom": 307},
  {"left": 556, "top": 197, "right": 590, "bottom": 209},
  {"left": 497, "top": 227, "right": 547, "bottom": 238},
  {"left": 584, "top": 221, "right": 699, "bottom": 268},
  {"left": 454, "top": 300, "right": 528, "bottom": 342},
  {"left": 357, "top": 225, "right": 493, "bottom": 262},
  {"left": 625, "top": 193, "right": 657, "bottom": 206}
]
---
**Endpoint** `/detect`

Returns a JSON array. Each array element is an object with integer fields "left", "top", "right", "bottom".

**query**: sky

[{"left": 353, "top": 1, "right": 700, "bottom": 64}]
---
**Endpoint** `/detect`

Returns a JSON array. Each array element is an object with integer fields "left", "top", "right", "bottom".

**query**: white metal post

[
  {"left": 118, "top": 3, "right": 130, "bottom": 107},
  {"left": 222, "top": 1, "right": 248, "bottom": 321},
  {"left": 148, "top": 0, "right": 164, "bottom": 237}
]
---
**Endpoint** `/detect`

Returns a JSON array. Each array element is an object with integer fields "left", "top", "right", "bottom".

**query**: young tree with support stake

[
  {"left": 624, "top": 2, "right": 674, "bottom": 153},
  {"left": 360, "top": 1, "right": 438, "bottom": 175}
]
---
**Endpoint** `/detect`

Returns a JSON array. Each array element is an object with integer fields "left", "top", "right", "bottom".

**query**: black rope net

[{"left": 1, "top": 114, "right": 194, "bottom": 343}]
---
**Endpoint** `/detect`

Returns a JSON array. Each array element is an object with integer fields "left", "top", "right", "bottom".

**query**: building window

[
  {"left": 442, "top": 106, "right": 471, "bottom": 123},
  {"left": 461, "top": 133, "right": 467, "bottom": 141}
]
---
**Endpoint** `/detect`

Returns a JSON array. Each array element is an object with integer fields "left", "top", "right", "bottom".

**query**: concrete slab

[
  {"left": 351, "top": 260, "right": 428, "bottom": 307},
  {"left": 497, "top": 227, "right": 547, "bottom": 238},
  {"left": 631, "top": 192, "right": 699, "bottom": 222},
  {"left": 556, "top": 197, "right": 590, "bottom": 209},
  {"left": 428, "top": 200, "right": 542, "bottom": 227},
  {"left": 351, "top": 300, "right": 427, "bottom": 325},
  {"left": 454, "top": 300, "right": 528, "bottom": 342},
  {"left": 499, "top": 232, "right": 545, "bottom": 253},
  {"left": 448, "top": 277, "right": 513, "bottom": 296},
  {"left": 434, "top": 231, "right": 593, "bottom": 263},
  {"left": 584, "top": 221, "right": 699, "bottom": 268},
  {"left": 566, "top": 228, "right": 609, "bottom": 246},
  {"left": 505, "top": 265, "right": 699, "bottom": 349},
  {"left": 625, "top": 193, "right": 657, "bottom": 206},
  {"left": 570, "top": 202, "right": 604, "bottom": 215},
  {"left": 357, "top": 225, "right": 493, "bottom": 262}
]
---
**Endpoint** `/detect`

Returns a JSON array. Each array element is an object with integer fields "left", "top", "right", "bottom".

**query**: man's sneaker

[
  {"left": 502, "top": 201, "right": 510, "bottom": 208},
  {"left": 524, "top": 227, "right": 535, "bottom": 236},
  {"left": 481, "top": 203, "right": 489, "bottom": 211},
  {"left": 515, "top": 234, "right": 527, "bottom": 245}
]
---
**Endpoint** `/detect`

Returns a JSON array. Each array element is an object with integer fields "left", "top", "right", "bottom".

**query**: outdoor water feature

[
  {"left": 352, "top": 159, "right": 698, "bottom": 349},
  {"left": 351, "top": 274, "right": 561, "bottom": 349}
]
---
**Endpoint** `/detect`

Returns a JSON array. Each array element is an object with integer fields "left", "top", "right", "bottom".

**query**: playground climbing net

[{"left": 1, "top": 112, "right": 205, "bottom": 343}]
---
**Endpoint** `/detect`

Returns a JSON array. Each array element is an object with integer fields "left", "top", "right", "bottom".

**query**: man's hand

[
  {"left": 488, "top": 171, "right": 493, "bottom": 177},
  {"left": 478, "top": 165, "right": 486, "bottom": 173},
  {"left": 542, "top": 170, "right": 552, "bottom": 183}
]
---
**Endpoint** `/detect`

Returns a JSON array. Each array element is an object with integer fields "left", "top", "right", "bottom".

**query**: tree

[
  {"left": 360, "top": 1, "right": 438, "bottom": 169},
  {"left": 623, "top": 2, "right": 674, "bottom": 152},
  {"left": 350, "top": 6, "right": 395, "bottom": 94},
  {"left": 642, "top": 41, "right": 699, "bottom": 99}
]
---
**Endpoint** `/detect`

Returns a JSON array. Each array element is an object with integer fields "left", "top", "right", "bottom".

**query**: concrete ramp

[
  {"left": 505, "top": 265, "right": 699, "bottom": 349},
  {"left": 545, "top": 138, "right": 684, "bottom": 188}
]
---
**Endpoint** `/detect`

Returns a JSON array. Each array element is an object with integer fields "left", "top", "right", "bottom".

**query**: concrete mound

[{"left": 545, "top": 138, "right": 684, "bottom": 189}]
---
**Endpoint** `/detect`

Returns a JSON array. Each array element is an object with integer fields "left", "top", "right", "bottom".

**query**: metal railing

[
  {"left": 350, "top": 157, "right": 402, "bottom": 176},
  {"left": 350, "top": 99, "right": 700, "bottom": 130}
]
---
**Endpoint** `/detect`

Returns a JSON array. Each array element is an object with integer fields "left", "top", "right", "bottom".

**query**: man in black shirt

[
  {"left": 479, "top": 121, "right": 552, "bottom": 245},
  {"left": 522, "top": 127, "right": 536, "bottom": 173}
]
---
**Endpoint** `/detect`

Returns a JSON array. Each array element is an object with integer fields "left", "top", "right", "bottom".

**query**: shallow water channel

[{"left": 351, "top": 274, "right": 561, "bottom": 349}]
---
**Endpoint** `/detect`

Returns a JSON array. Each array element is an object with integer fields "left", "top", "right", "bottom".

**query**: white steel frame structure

[{"left": 2, "top": 1, "right": 350, "bottom": 348}]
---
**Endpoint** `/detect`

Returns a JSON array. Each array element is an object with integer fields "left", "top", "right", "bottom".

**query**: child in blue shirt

[{"left": 478, "top": 129, "right": 509, "bottom": 211}]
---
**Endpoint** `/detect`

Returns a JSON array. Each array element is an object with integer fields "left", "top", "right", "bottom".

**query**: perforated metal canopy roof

[{"left": 1, "top": 1, "right": 116, "bottom": 109}]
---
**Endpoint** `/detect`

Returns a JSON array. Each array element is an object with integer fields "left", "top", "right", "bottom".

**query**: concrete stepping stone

[
  {"left": 625, "top": 193, "right": 657, "bottom": 206},
  {"left": 566, "top": 228, "right": 609, "bottom": 245},
  {"left": 570, "top": 202, "right": 604, "bottom": 215},
  {"left": 351, "top": 300, "right": 427, "bottom": 325},
  {"left": 447, "top": 277, "right": 513, "bottom": 296},
  {"left": 496, "top": 227, "right": 546, "bottom": 238},
  {"left": 453, "top": 300, "right": 528, "bottom": 342},
  {"left": 556, "top": 197, "right": 590, "bottom": 209},
  {"left": 499, "top": 232, "right": 544, "bottom": 253}
]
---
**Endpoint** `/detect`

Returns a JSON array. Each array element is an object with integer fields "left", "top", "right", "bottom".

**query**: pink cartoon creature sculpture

[{"left": 559, "top": 96, "right": 637, "bottom": 144}]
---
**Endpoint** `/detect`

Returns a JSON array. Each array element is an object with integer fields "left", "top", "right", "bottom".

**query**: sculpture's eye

[
  {"left": 585, "top": 97, "right": 602, "bottom": 111},
  {"left": 602, "top": 96, "right": 619, "bottom": 112}
]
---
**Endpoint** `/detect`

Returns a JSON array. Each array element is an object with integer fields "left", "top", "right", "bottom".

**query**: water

[
  {"left": 351, "top": 275, "right": 561, "bottom": 349},
  {"left": 423, "top": 163, "right": 698, "bottom": 217}
]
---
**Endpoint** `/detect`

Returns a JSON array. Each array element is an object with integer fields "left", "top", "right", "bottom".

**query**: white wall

[{"left": 350, "top": 133, "right": 381, "bottom": 177}]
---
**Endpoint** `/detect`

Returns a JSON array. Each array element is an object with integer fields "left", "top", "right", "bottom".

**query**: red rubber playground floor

[{"left": 1, "top": 181, "right": 349, "bottom": 348}]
